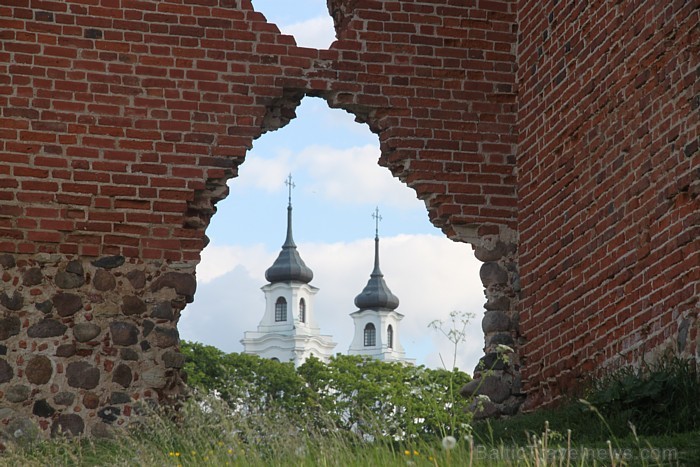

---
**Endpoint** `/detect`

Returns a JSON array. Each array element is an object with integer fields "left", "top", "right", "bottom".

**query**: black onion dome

[
  {"left": 354, "top": 235, "right": 399, "bottom": 310},
  {"left": 265, "top": 204, "right": 314, "bottom": 284}
]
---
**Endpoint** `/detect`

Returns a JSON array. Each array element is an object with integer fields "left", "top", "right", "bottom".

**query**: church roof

[
  {"left": 354, "top": 215, "right": 399, "bottom": 311},
  {"left": 265, "top": 177, "right": 314, "bottom": 284}
]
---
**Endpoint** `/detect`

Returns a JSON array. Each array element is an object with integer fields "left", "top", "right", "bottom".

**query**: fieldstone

[
  {"left": 151, "top": 301, "right": 173, "bottom": 320},
  {"left": 151, "top": 272, "right": 196, "bottom": 303},
  {"left": 5, "top": 384, "right": 30, "bottom": 403},
  {"left": 474, "top": 241, "right": 508, "bottom": 262},
  {"left": 56, "top": 343, "right": 76, "bottom": 357},
  {"left": 28, "top": 319, "right": 67, "bottom": 338},
  {"left": 141, "top": 367, "right": 167, "bottom": 388},
  {"left": 477, "top": 375, "right": 512, "bottom": 404},
  {"left": 120, "top": 348, "right": 139, "bottom": 360},
  {"left": 93, "top": 269, "right": 116, "bottom": 291},
  {"left": 73, "top": 322, "right": 101, "bottom": 342},
  {"left": 0, "top": 407, "right": 16, "bottom": 420},
  {"left": 55, "top": 270, "right": 85, "bottom": 289},
  {"left": 26, "top": 355, "right": 52, "bottom": 385},
  {"left": 65, "top": 260, "right": 84, "bottom": 275},
  {"left": 478, "top": 352, "right": 508, "bottom": 372},
  {"left": 0, "top": 254, "right": 15, "bottom": 269},
  {"left": 126, "top": 269, "right": 146, "bottom": 289},
  {"left": 110, "top": 392, "right": 131, "bottom": 404},
  {"left": 0, "top": 344, "right": 6, "bottom": 355},
  {"left": 92, "top": 421, "right": 114, "bottom": 439},
  {"left": 35, "top": 299, "right": 53, "bottom": 314},
  {"left": 83, "top": 392, "right": 99, "bottom": 409},
  {"left": 54, "top": 391, "right": 75, "bottom": 406},
  {"left": 51, "top": 414, "right": 84, "bottom": 437},
  {"left": 32, "top": 399, "right": 56, "bottom": 418},
  {"left": 98, "top": 406, "right": 120, "bottom": 423},
  {"left": 484, "top": 295, "right": 511, "bottom": 311},
  {"left": 109, "top": 322, "right": 138, "bottom": 346},
  {"left": 142, "top": 319, "right": 154, "bottom": 337},
  {"left": 0, "top": 316, "right": 20, "bottom": 340},
  {"left": 121, "top": 295, "right": 146, "bottom": 315},
  {"left": 140, "top": 340, "right": 151, "bottom": 351},
  {"left": 0, "top": 358, "right": 14, "bottom": 383},
  {"left": 112, "top": 364, "right": 132, "bottom": 388},
  {"left": 470, "top": 398, "right": 500, "bottom": 420},
  {"left": 460, "top": 379, "right": 480, "bottom": 398},
  {"left": 154, "top": 326, "right": 179, "bottom": 348},
  {"left": 53, "top": 292, "right": 83, "bottom": 317},
  {"left": 91, "top": 255, "right": 125, "bottom": 269},
  {"left": 163, "top": 350, "right": 186, "bottom": 369},
  {"left": 482, "top": 311, "right": 511, "bottom": 334},
  {"left": 5, "top": 416, "right": 38, "bottom": 444},
  {"left": 488, "top": 333, "right": 515, "bottom": 347},
  {"left": 479, "top": 262, "right": 509, "bottom": 287},
  {"left": 66, "top": 361, "right": 100, "bottom": 389},
  {"left": 0, "top": 290, "right": 23, "bottom": 311},
  {"left": 22, "top": 267, "right": 43, "bottom": 286}
]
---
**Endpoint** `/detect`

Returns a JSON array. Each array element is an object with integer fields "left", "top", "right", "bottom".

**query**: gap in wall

[
  {"left": 178, "top": 97, "right": 486, "bottom": 372},
  {"left": 251, "top": 0, "right": 336, "bottom": 49}
]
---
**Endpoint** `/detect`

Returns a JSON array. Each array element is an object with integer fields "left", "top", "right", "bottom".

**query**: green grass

[
  {"left": 1, "top": 393, "right": 698, "bottom": 466},
  {"left": 2, "top": 355, "right": 698, "bottom": 466}
]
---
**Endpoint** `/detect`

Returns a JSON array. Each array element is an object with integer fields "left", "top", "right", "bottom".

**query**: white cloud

[
  {"left": 281, "top": 16, "right": 336, "bottom": 49},
  {"left": 234, "top": 144, "right": 418, "bottom": 210},
  {"left": 182, "top": 234, "right": 486, "bottom": 373},
  {"left": 196, "top": 243, "right": 273, "bottom": 284}
]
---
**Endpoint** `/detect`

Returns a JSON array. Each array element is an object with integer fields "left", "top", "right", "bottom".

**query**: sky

[{"left": 178, "top": 1, "right": 487, "bottom": 373}]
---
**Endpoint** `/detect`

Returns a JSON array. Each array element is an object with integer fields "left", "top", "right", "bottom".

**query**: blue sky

[{"left": 178, "top": 1, "right": 486, "bottom": 372}]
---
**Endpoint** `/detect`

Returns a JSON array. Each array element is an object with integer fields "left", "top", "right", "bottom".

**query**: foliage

[
  {"left": 472, "top": 355, "right": 700, "bottom": 453},
  {"left": 181, "top": 341, "right": 314, "bottom": 416},
  {"left": 297, "top": 354, "right": 472, "bottom": 440},
  {"left": 181, "top": 342, "right": 472, "bottom": 442},
  {"left": 587, "top": 355, "right": 700, "bottom": 436}
]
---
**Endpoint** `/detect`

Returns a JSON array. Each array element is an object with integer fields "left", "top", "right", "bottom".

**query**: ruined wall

[
  {"left": 517, "top": 0, "right": 699, "bottom": 408},
  {"left": 0, "top": 0, "right": 522, "bottom": 438},
  {"left": 0, "top": 0, "right": 696, "bottom": 438}
]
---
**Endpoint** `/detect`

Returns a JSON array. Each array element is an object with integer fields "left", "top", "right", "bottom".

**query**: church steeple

[
  {"left": 265, "top": 174, "right": 314, "bottom": 284},
  {"left": 354, "top": 207, "right": 399, "bottom": 310}
]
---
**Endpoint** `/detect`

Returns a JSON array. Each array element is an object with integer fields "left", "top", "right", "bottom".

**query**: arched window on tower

[
  {"left": 275, "top": 297, "right": 287, "bottom": 322},
  {"left": 364, "top": 323, "right": 376, "bottom": 347},
  {"left": 387, "top": 324, "right": 393, "bottom": 349},
  {"left": 299, "top": 298, "right": 306, "bottom": 323}
]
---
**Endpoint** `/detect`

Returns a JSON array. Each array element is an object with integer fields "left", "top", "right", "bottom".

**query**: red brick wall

[
  {"left": 0, "top": 0, "right": 523, "bottom": 436},
  {"left": 517, "top": 0, "right": 699, "bottom": 408},
  {"left": 0, "top": 0, "right": 519, "bottom": 261}
]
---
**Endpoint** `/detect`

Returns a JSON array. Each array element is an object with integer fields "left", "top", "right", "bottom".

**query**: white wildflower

[
  {"left": 496, "top": 344, "right": 514, "bottom": 354},
  {"left": 475, "top": 394, "right": 491, "bottom": 403},
  {"left": 442, "top": 435, "right": 457, "bottom": 450}
]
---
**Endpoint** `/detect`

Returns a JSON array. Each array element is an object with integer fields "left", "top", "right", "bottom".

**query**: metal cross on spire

[
  {"left": 372, "top": 206, "right": 382, "bottom": 237},
  {"left": 285, "top": 173, "right": 295, "bottom": 206}
]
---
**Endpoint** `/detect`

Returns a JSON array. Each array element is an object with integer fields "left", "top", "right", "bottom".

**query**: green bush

[{"left": 588, "top": 355, "right": 699, "bottom": 435}]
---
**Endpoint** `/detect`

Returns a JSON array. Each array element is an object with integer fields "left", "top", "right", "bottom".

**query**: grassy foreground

[{"left": 1, "top": 393, "right": 698, "bottom": 466}]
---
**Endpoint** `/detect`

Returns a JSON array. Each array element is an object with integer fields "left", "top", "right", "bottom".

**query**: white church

[{"left": 241, "top": 176, "right": 413, "bottom": 366}]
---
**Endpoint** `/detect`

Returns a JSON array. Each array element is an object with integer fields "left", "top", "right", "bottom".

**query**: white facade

[
  {"left": 241, "top": 281, "right": 336, "bottom": 366},
  {"left": 348, "top": 309, "right": 412, "bottom": 362}
]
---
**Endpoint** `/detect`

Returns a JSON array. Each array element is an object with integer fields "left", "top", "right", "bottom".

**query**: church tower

[
  {"left": 241, "top": 175, "right": 336, "bottom": 366},
  {"left": 348, "top": 208, "right": 412, "bottom": 363}
]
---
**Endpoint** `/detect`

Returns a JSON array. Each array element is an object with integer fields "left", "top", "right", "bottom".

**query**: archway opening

[{"left": 179, "top": 97, "right": 484, "bottom": 372}]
